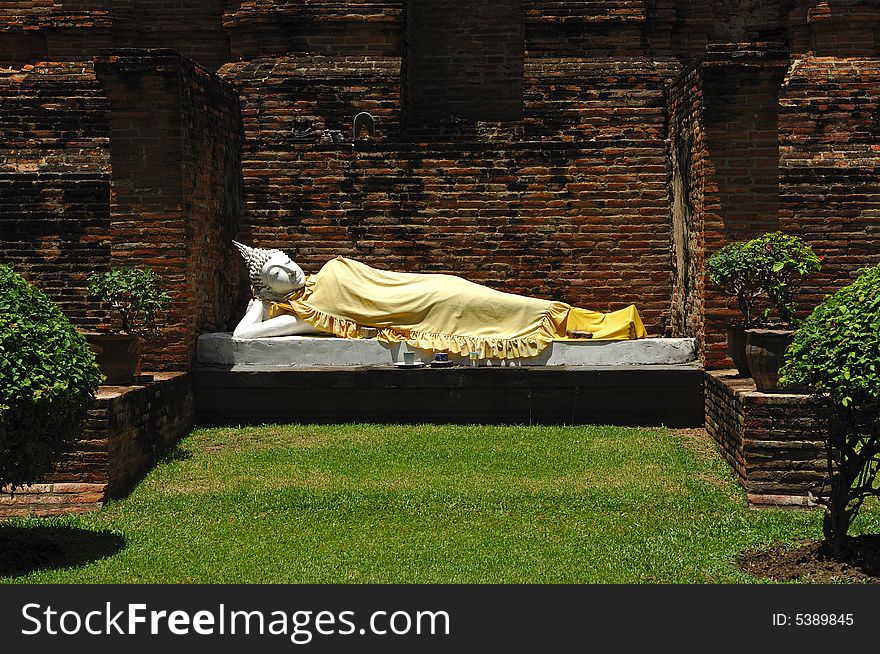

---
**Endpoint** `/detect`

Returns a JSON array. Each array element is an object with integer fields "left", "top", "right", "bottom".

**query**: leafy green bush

[
  {"left": 780, "top": 264, "right": 880, "bottom": 556},
  {"left": 88, "top": 268, "right": 170, "bottom": 337},
  {"left": 705, "top": 241, "right": 765, "bottom": 327},
  {"left": 0, "top": 265, "right": 103, "bottom": 490},
  {"left": 706, "top": 232, "right": 821, "bottom": 328},
  {"left": 743, "top": 231, "right": 822, "bottom": 328}
]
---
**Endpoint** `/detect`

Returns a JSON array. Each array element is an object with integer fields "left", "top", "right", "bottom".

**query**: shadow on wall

[{"left": 0, "top": 525, "right": 126, "bottom": 579}]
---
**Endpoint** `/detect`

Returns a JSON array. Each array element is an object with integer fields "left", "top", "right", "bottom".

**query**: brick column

[{"left": 94, "top": 49, "right": 244, "bottom": 370}]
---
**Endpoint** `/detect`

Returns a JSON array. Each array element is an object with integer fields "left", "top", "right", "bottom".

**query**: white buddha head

[{"left": 233, "top": 241, "right": 306, "bottom": 300}]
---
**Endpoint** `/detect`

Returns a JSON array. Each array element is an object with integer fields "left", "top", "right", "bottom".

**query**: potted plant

[
  {"left": 742, "top": 232, "right": 822, "bottom": 393},
  {"left": 85, "top": 267, "right": 170, "bottom": 384},
  {"left": 705, "top": 240, "right": 766, "bottom": 376}
]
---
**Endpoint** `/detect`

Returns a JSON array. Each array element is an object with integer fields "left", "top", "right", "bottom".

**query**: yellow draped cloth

[{"left": 270, "top": 256, "right": 646, "bottom": 359}]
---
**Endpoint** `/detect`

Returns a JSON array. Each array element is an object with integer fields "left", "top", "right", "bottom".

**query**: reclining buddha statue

[{"left": 232, "top": 241, "right": 647, "bottom": 359}]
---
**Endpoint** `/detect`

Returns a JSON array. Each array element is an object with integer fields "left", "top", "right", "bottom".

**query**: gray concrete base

[
  {"left": 195, "top": 334, "right": 703, "bottom": 426},
  {"left": 197, "top": 333, "right": 698, "bottom": 368}
]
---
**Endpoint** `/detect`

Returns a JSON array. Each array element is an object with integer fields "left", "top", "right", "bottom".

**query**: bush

[
  {"left": 706, "top": 232, "right": 821, "bottom": 328},
  {"left": 88, "top": 267, "right": 170, "bottom": 337},
  {"left": 0, "top": 265, "right": 103, "bottom": 490},
  {"left": 705, "top": 241, "right": 765, "bottom": 327},
  {"left": 780, "top": 264, "right": 880, "bottom": 556},
  {"left": 743, "top": 232, "right": 822, "bottom": 328}
]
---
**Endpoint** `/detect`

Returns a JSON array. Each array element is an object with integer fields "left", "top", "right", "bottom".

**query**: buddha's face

[{"left": 259, "top": 252, "right": 306, "bottom": 298}]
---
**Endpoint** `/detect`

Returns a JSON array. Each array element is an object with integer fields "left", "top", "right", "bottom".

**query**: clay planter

[
  {"left": 83, "top": 332, "right": 141, "bottom": 384},
  {"left": 744, "top": 328, "right": 806, "bottom": 394},
  {"left": 727, "top": 325, "right": 750, "bottom": 377}
]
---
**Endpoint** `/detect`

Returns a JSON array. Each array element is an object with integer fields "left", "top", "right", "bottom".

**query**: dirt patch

[{"left": 739, "top": 536, "right": 880, "bottom": 583}]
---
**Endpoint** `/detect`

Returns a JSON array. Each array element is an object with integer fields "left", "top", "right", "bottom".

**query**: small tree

[
  {"left": 88, "top": 267, "right": 170, "bottom": 337},
  {"left": 705, "top": 241, "right": 766, "bottom": 327},
  {"left": 780, "top": 264, "right": 880, "bottom": 557},
  {"left": 0, "top": 265, "right": 103, "bottom": 490},
  {"left": 743, "top": 232, "right": 822, "bottom": 328},
  {"left": 706, "top": 232, "right": 822, "bottom": 328}
]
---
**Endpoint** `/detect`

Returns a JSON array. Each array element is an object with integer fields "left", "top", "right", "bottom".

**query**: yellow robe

[{"left": 271, "top": 256, "right": 646, "bottom": 359}]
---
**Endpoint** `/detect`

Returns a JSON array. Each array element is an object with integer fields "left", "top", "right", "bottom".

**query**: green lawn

[{"left": 3, "top": 423, "right": 876, "bottom": 583}]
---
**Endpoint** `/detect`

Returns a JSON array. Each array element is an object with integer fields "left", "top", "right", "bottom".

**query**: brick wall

[
  {"left": 0, "top": 61, "right": 111, "bottom": 330},
  {"left": 671, "top": 0, "right": 787, "bottom": 62},
  {"left": 668, "top": 58, "right": 707, "bottom": 350},
  {"left": 703, "top": 55, "right": 787, "bottom": 240},
  {"left": 2, "top": 2, "right": 880, "bottom": 373},
  {"left": 180, "top": 56, "right": 248, "bottom": 351},
  {"left": 0, "top": 51, "right": 242, "bottom": 370},
  {"left": 0, "top": 0, "right": 229, "bottom": 70},
  {"left": 229, "top": 143, "right": 674, "bottom": 320},
  {"left": 405, "top": 0, "right": 524, "bottom": 127},
  {"left": 525, "top": 0, "right": 675, "bottom": 56},
  {"left": 219, "top": 52, "right": 678, "bottom": 329},
  {"left": 221, "top": 54, "right": 402, "bottom": 147},
  {"left": 0, "top": 372, "right": 192, "bottom": 517},
  {"left": 779, "top": 55, "right": 880, "bottom": 311},
  {"left": 0, "top": 1, "right": 113, "bottom": 67},
  {"left": 113, "top": 0, "right": 231, "bottom": 71},
  {"left": 787, "top": 0, "right": 880, "bottom": 57},
  {"left": 225, "top": 0, "right": 403, "bottom": 61},
  {"left": 669, "top": 46, "right": 791, "bottom": 366},
  {"left": 671, "top": 23, "right": 880, "bottom": 369},
  {"left": 705, "top": 370, "right": 826, "bottom": 506}
]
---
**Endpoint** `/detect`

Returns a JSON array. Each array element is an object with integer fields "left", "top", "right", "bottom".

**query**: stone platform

[
  {"left": 195, "top": 334, "right": 704, "bottom": 426},
  {"left": 197, "top": 333, "right": 698, "bottom": 368}
]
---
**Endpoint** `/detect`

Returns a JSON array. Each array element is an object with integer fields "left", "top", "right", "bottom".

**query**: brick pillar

[
  {"left": 94, "top": 49, "right": 244, "bottom": 370},
  {"left": 669, "top": 45, "right": 790, "bottom": 368},
  {"left": 779, "top": 54, "right": 880, "bottom": 310}
]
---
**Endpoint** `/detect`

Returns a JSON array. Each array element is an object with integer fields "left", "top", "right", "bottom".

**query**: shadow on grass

[
  {"left": 107, "top": 442, "right": 193, "bottom": 502},
  {"left": 0, "top": 525, "right": 126, "bottom": 578},
  {"left": 159, "top": 442, "right": 192, "bottom": 464}
]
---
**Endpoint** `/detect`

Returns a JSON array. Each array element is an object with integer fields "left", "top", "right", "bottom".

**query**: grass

[{"left": 3, "top": 423, "right": 878, "bottom": 583}]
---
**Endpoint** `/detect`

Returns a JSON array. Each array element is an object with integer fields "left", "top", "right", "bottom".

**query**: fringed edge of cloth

[{"left": 283, "top": 298, "right": 567, "bottom": 360}]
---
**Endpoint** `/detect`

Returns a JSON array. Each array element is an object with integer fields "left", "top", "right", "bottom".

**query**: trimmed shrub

[
  {"left": 705, "top": 232, "right": 821, "bottom": 328},
  {"left": 88, "top": 267, "right": 170, "bottom": 337},
  {"left": 705, "top": 240, "right": 765, "bottom": 327},
  {"left": 780, "top": 264, "right": 880, "bottom": 556},
  {"left": 0, "top": 265, "right": 103, "bottom": 490},
  {"left": 743, "top": 231, "right": 821, "bottom": 328}
]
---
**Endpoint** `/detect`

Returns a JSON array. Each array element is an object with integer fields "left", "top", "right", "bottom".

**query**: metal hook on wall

[{"left": 352, "top": 112, "right": 376, "bottom": 142}]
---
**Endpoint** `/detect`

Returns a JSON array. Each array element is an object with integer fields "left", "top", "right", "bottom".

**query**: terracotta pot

[
  {"left": 82, "top": 332, "right": 141, "bottom": 384},
  {"left": 744, "top": 328, "right": 807, "bottom": 394},
  {"left": 727, "top": 325, "right": 750, "bottom": 377}
]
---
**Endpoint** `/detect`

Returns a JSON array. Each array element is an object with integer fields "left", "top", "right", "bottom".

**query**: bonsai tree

[
  {"left": 780, "top": 264, "right": 880, "bottom": 557},
  {"left": 88, "top": 267, "right": 170, "bottom": 337},
  {"left": 0, "top": 265, "right": 102, "bottom": 490},
  {"left": 743, "top": 231, "right": 822, "bottom": 329},
  {"left": 706, "top": 232, "right": 821, "bottom": 328},
  {"left": 705, "top": 240, "right": 766, "bottom": 328}
]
